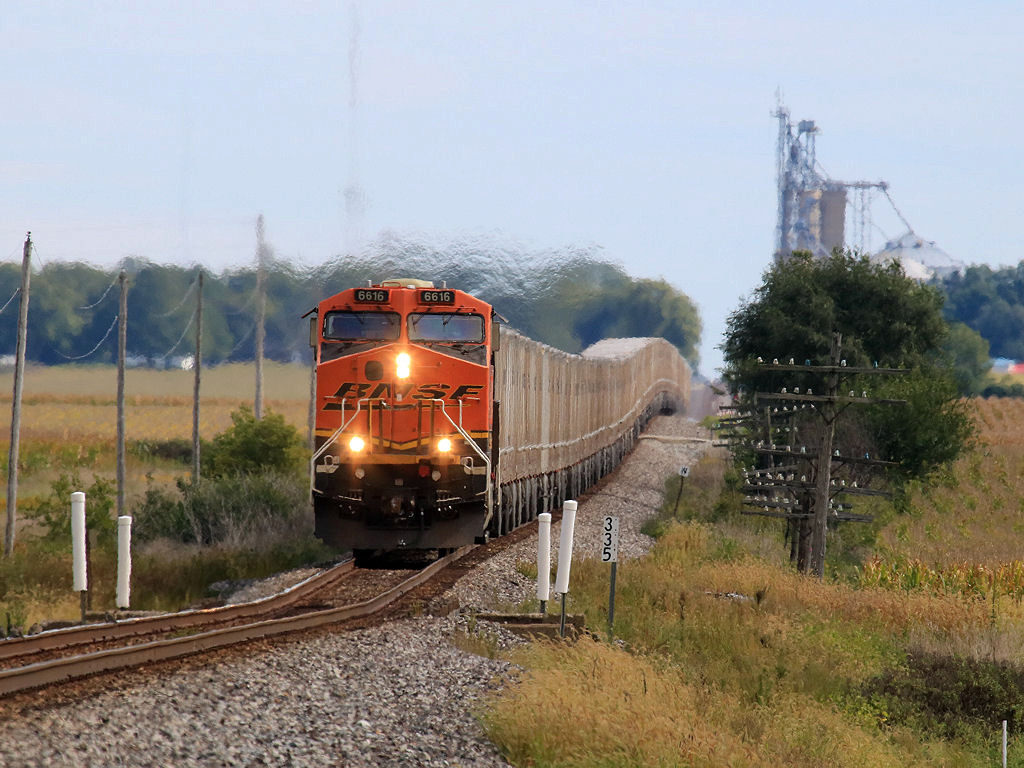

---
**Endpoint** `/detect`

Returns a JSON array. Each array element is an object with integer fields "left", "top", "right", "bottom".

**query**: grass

[
  {"left": 483, "top": 426, "right": 1024, "bottom": 766},
  {"left": 0, "top": 363, "right": 327, "bottom": 628}
]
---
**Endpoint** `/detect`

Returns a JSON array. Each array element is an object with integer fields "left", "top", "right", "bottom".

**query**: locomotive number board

[
  {"left": 419, "top": 289, "right": 455, "bottom": 305},
  {"left": 354, "top": 289, "right": 389, "bottom": 303}
]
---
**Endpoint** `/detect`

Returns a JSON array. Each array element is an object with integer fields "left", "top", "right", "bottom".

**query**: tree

[
  {"left": 723, "top": 251, "right": 974, "bottom": 483},
  {"left": 940, "top": 322, "right": 991, "bottom": 396},
  {"left": 204, "top": 406, "right": 306, "bottom": 478}
]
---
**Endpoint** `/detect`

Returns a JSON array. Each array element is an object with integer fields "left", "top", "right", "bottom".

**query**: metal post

[
  {"left": 1003, "top": 720, "right": 1008, "bottom": 768},
  {"left": 608, "top": 560, "right": 617, "bottom": 638},
  {"left": 192, "top": 270, "right": 203, "bottom": 483},
  {"left": 673, "top": 475, "right": 685, "bottom": 513},
  {"left": 5, "top": 233, "right": 31, "bottom": 557},
  {"left": 559, "top": 592, "right": 567, "bottom": 638},
  {"left": 116, "top": 270, "right": 127, "bottom": 519}
]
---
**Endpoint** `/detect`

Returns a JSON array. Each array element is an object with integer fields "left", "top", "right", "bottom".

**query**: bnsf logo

[{"left": 324, "top": 382, "right": 484, "bottom": 409}]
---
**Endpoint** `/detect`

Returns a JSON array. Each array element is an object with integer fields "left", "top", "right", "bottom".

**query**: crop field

[
  {"left": 0, "top": 362, "right": 312, "bottom": 508},
  {"left": 877, "top": 397, "right": 1024, "bottom": 568}
]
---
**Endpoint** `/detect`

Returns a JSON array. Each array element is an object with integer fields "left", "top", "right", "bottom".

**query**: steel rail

[
  {"left": 0, "top": 558, "right": 357, "bottom": 663},
  {"left": 0, "top": 547, "right": 471, "bottom": 697}
]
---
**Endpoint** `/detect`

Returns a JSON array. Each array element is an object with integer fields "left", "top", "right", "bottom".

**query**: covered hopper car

[{"left": 309, "top": 278, "right": 690, "bottom": 554}]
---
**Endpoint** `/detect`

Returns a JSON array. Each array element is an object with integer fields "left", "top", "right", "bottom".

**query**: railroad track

[{"left": 0, "top": 547, "right": 473, "bottom": 697}]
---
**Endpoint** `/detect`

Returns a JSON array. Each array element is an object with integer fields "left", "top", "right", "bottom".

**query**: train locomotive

[{"left": 310, "top": 278, "right": 691, "bottom": 554}]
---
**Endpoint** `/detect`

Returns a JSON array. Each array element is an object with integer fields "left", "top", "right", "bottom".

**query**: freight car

[{"left": 309, "top": 278, "right": 690, "bottom": 554}]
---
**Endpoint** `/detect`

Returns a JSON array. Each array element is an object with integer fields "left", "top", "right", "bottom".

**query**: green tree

[
  {"left": 204, "top": 406, "right": 306, "bottom": 478},
  {"left": 722, "top": 251, "right": 974, "bottom": 482},
  {"left": 940, "top": 322, "right": 991, "bottom": 396}
]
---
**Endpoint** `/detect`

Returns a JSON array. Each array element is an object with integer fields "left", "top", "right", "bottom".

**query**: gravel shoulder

[{"left": 0, "top": 413, "right": 709, "bottom": 768}]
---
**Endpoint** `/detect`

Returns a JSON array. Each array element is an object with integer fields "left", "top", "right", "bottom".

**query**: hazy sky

[{"left": 2, "top": 1, "right": 1021, "bottom": 375}]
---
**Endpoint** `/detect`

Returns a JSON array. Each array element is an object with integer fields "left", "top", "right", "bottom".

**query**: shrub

[
  {"left": 862, "top": 651, "right": 1024, "bottom": 741},
  {"left": 25, "top": 472, "right": 117, "bottom": 550},
  {"left": 204, "top": 406, "right": 305, "bottom": 478},
  {"left": 132, "top": 472, "right": 311, "bottom": 549},
  {"left": 129, "top": 437, "right": 193, "bottom": 463}
]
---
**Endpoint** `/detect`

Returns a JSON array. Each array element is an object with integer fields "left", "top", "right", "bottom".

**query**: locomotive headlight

[
  {"left": 349, "top": 436, "right": 365, "bottom": 452},
  {"left": 396, "top": 352, "right": 411, "bottom": 379},
  {"left": 437, "top": 437, "right": 452, "bottom": 453}
]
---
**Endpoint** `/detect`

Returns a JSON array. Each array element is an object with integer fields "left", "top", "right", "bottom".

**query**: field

[
  {"left": 482, "top": 399, "right": 1024, "bottom": 766},
  {"left": 0, "top": 362, "right": 311, "bottom": 508},
  {"left": 877, "top": 397, "right": 1024, "bottom": 566}
]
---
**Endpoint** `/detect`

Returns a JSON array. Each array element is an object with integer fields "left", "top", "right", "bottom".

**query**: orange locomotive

[{"left": 310, "top": 279, "right": 499, "bottom": 552}]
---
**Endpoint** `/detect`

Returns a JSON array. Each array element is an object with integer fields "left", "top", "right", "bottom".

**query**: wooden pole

[
  {"left": 192, "top": 270, "right": 203, "bottom": 483},
  {"left": 4, "top": 233, "right": 31, "bottom": 557},
  {"left": 116, "top": 270, "right": 127, "bottom": 520},
  {"left": 307, "top": 346, "right": 316, "bottom": 452},
  {"left": 254, "top": 215, "right": 266, "bottom": 420},
  {"left": 809, "top": 333, "right": 841, "bottom": 578}
]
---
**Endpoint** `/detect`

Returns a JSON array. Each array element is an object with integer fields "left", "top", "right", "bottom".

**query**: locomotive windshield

[
  {"left": 324, "top": 311, "right": 401, "bottom": 341},
  {"left": 408, "top": 313, "right": 484, "bottom": 343}
]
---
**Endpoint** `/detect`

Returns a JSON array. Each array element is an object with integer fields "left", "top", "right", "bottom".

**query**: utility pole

[
  {"left": 5, "top": 233, "right": 31, "bottom": 557},
  {"left": 254, "top": 215, "right": 267, "bottom": 420},
  {"left": 192, "top": 270, "right": 203, "bottom": 484},
  {"left": 116, "top": 270, "right": 127, "bottom": 519},
  {"left": 809, "top": 333, "right": 841, "bottom": 577},
  {"left": 721, "top": 340, "right": 907, "bottom": 577}
]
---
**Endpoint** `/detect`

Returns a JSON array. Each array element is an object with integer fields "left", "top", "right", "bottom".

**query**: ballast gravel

[{"left": 0, "top": 414, "right": 709, "bottom": 768}]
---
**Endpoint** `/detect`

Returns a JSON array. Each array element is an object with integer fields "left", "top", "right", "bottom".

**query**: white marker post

[
  {"left": 536, "top": 512, "right": 552, "bottom": 613},
  {"left": 71, "top": 492, "right": 87, "bottom": 623},
  {"left": 601, "top": 515, "right": 619, "bottom": 638},
  {"left": 553, "top": 500, "right": 577, "bottom": 638},
  {"left": 116, "top": 516, "right": 132, "bottom": 610}
]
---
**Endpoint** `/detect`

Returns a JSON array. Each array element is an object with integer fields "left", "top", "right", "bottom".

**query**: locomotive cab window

[
  {"left": 323, "top": 311, "right": 401, "bottom": 341},
  {"left": 408, "top": 313, "right": 485, "bottom": 343}
]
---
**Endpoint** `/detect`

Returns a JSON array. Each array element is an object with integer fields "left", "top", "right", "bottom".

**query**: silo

[{"left": 820, "top": 188, "right": 847, "bottom": 254}]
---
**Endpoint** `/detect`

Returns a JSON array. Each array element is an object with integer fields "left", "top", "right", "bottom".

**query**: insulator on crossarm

[{"left": 773, "top": 358, "right": 779, "bottom": 364}]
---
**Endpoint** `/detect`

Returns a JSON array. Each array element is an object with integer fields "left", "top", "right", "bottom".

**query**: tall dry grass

[{"left": 487, "top": 519, "right": 992, "bottom": 766}]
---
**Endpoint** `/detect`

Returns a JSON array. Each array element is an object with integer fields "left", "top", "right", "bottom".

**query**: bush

[
  {"left": 204, "top": 406, "right": 305, "bottom": 478},
  {"left": 129, "top": 437, "right": 193, "bottom": 463},
  {"left": 25, "top": 471, "right": 117, "bottom": 550},
  {"left": 863, "top": 651, "right": 1024, "bottom": 741},
  {"left": 132, "top": 472, "right": 311, "bottom": 549}
]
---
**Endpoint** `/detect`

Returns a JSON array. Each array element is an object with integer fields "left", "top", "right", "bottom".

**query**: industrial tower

[{"left": 773, "top": 102, "right": 890, "bottom": 262}]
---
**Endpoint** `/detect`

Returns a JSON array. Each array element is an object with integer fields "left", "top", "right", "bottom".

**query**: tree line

[{"left": 0, "top": 236, "right": 702, "bottom": 368}]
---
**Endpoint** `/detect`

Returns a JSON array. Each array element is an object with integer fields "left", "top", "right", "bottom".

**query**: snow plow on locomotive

[{"left": 310, "top": 278, "right": 692, "bottom": 554}]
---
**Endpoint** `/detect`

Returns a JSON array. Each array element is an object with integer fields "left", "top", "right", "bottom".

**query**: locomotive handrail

[
  {"left": 312, "top": 399, "right": 364, "bottom": 465},
  {"left": 431, "top": 398, "right": 493, "bottom": 527},
  {"left": 430, "top": 398, "right": 490, "bottom": 470}
]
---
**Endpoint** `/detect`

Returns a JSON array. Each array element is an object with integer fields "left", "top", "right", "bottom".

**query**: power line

[
  {"left": 0, "top": 288, "right": 20, "bottom": 315},
  {"left": 56, "top": 314, "right": 119, "bottom": 361},
  {"left": 157, "top": 306, "right": 198, "bottom": 360},
  {"left": 226, "top": 323, "right": 255, "bottom": 358},
  {"left": 78, "top": 273, "right": 120, "bottom": 310},
  {"left": 155, "top": 276, "right": 197, "bottom": 318}
]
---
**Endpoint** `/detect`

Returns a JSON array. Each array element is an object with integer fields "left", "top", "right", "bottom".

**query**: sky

[{"left": 1, "top": 1, "right": 1021, "bottom": 376}]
